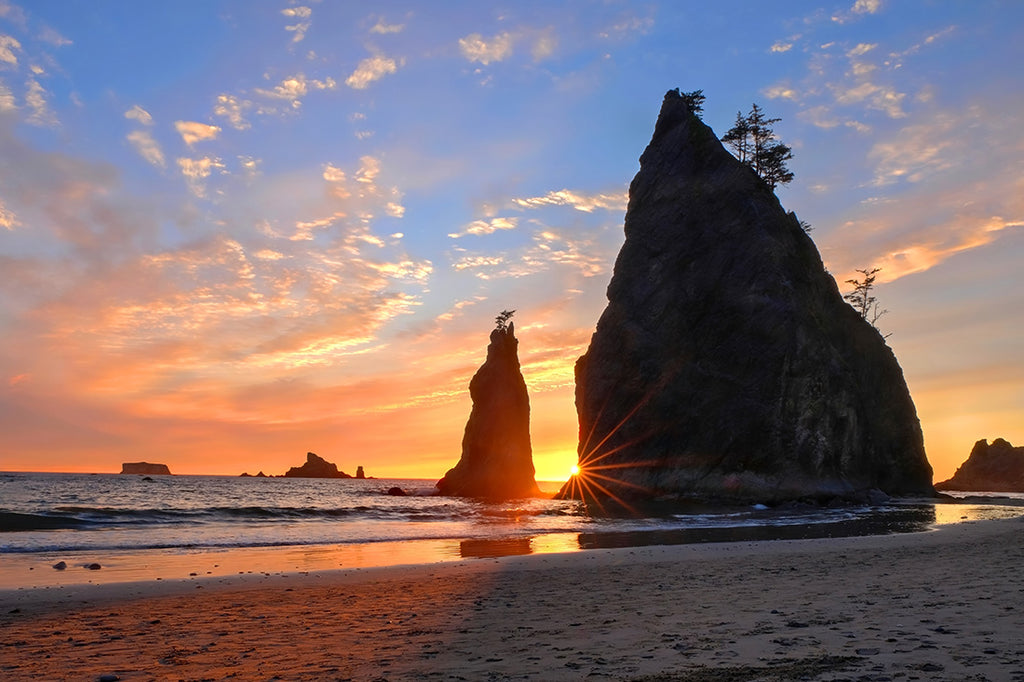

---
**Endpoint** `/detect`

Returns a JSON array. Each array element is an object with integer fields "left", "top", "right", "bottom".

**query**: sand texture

[{"left": 2, "top": 517, "right": 1023, "bottom": 681}]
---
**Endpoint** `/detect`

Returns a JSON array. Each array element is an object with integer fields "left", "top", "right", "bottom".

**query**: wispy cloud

[
  {"left": 459, "top": 32, "right": 514, "bottom": 65},
  {"left": 0, "top": 198, "right": 18, "bottom": 230},
  {"left": 0, "top": 34, "right": 20, "bottom": 65},
  {"left": 531, "top": 28, "right": 557, "bottom": 61},
  {"left": 124, "top": 104, "right": 153, "bottom": 126},
  {"left": 177, "top": 156, "right": 225, "bottom": 197},
  {"left": 253, "top": 74, "right": 336, "bottom": 110},
  {"left": 213, "top": 94, "right": 251, "bottom": 130},
  {"left": 852, "top": 0, "right": 882, "bottom": 15},
  {"left": 598, "top": 14, "right": 655, "bottom": 40},
  {"left": 24, "top": 78, "right": 56, "bottom": 126},
  {"left": 0, "top": 79, "right": 14, "bottom": 112},
  {"left": 345, "top": 55, "right": 401, "bottom": 90},
  {"left": 833, "top": 0, "right": 884, "bottom": 23},
  {"left": 126, "top": 130, "right": 166, "bottom": 168},
  {"left": 281, "top": 6, "right": 312, "bottom": 43},
  {"left": 513, "top": 188, "right": 628, "bottom": 213},
  {"left": 451, "top": 228, "right": 608, "bottom": 280},
  {"left": 823, "top": 102, "right": 1024, "bottom": 282},
  {"left": 174, "top": 120, "right": 221, "bottom": 147},
  {"left": 370, "top": 18, "right": 404, "bottom": 35},
  {"left": 867, "top": 111, "right": 958, "bottom": 186},
  {"left": 448, "top": 217, "right": 519, "bottom": 238},
  {"left": 37, "top": 25, "right": 71, "bottom": 47}
]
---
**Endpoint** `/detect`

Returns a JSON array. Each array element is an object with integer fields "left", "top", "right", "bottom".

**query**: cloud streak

[{"left": 345, "top": 55, "right": 402, "bottom": 90}]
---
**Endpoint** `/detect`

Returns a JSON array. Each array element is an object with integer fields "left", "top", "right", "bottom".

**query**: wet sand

[{"left": 2, "top": 516, "right": 1023, "bottom": 681}]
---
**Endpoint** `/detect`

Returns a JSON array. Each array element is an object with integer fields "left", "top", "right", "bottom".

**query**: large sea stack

[
  {"left": 561, "top": 90, "right": 934, "bottom": 505},
  {"left": 437, "top": 321, "right": 541, "bottom": 499},
  {"left": 936, "top": 438, "right": 1024, "bottom": 492}
]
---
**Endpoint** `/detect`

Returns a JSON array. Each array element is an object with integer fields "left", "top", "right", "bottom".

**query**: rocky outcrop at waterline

[
  {"left": 120, "top": 462, "right": 171, "bottom": 475},
  {"left": 936, "top": 438, "right": 1024, "bottom": 492},
  {"left": 559, "top": 90, "right": 934, "bottom": 505},
  {"left": 284, "top": 452, "right": 352, "bottom": 478}
]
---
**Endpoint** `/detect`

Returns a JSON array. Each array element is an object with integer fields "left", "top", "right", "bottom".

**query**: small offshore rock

[
  {"left": 52, "top": 561, "right": 67, "bottom": 570},
  {"left": 283, "top": 452, "right": 352, "bottom": 478},
  {"left": 387, "top": 487, "right": 408, "bottom": 496}
]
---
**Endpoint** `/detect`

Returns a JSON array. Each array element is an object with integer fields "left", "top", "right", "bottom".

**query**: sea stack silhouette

[
  {"left": 284, "top": 452, "right": 352, "bottom": 478},
  {"left": 436, "top": 315, "right": 541, "bottom": 499},
  {"left": 936, "top": 438, "right": 1024, "bottom": 492},
  {"left": 120, "top": 462, "right": 171, "bottom": 475},
  {"left": 560, "top": 89, "right": 934, "bottom": 505}
]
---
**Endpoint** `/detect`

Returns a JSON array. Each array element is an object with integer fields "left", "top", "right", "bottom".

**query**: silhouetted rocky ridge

[
  {"left": 559, "top": 90, "right": 934, "bottom": 505},
  {"left": 437, "top": 322, "right": 541, "bottom": 499},
  {"left": 121, "top": 462, "right": 171, "bottom": 475},
  {"left": 284, "top": 452, "right": 352, "bottom": 478},
  {"left": 936, "top": 438, "right": 1024, "bottom": 492}
]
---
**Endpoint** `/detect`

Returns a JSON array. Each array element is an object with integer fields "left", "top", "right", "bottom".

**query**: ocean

[{"left": 2, "top": 472, "right": 1023, "bottom": 590}]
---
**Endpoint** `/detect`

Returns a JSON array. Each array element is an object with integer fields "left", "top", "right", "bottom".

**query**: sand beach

[{"left": 2, "top": 515, "right": 1023, "bottom": 681}]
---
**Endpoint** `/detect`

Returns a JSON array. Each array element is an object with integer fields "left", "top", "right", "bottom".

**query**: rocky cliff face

[
  {"left": 936, "top": 439, "right": 1024, "bottom": 492},
  {"left": 120, "top": 462, "right": 171, "bottom": 475},
  {"left": 560, "top": 90, "right": 934, "bottom": 504},
  {"left": 437, "top": 322, "right": 541, "bottom": 498},
  {"left": 284, "top": 452, "right": 351, "bottom": 478}
]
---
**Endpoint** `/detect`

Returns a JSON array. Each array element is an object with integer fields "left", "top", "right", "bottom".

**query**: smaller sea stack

[
  {"left": 936, "top": 438, "right": 1024, "bottom": 492},
  {"left": 120, "top": 462, "right": 171, "bottom": 475},
  {"left": 284, "top": 452, "right": 352, "bottom": 478},
  {"left": 437, "top": 319, "right": 541, "bottom": 499}
]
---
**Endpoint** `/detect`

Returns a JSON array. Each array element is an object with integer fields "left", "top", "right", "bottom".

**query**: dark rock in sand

[
  {"left": 936, "top": 438, "right": 1024, "bottom": 492},
  {"left": 120, "top": 462, "right": 171, "bottom": 475},
  {"left": 86, "top": 563, "right": 102, "bottom": 570},
  {"left": 52, "top": 561, "right": 67, "bottom": 570},
  {"left": 436, "top": 322, "right": 541, "bottom": 499},
  {"left": 283, "top": 452, "right": 352, "bottom": 479},
  {"left": 559, "top": 90, "right": 934, "bottom": 505}
]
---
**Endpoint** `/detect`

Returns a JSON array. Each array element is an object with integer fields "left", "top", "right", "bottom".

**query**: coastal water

[{"left": 2, "top": 472, "right": 1023, "bottom": 589}]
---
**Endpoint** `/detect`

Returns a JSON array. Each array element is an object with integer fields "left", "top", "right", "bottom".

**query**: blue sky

[{"left": 1, "top": 0, "right": 1022, "bottom": 480}]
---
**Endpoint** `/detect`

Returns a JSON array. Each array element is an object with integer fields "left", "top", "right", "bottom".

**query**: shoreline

[
  {"left": 3, "top": 516, "right": 1024, "bottom": 680},
  {"left": 3, "top": 497, "right": 1022, "bottom": 593}
]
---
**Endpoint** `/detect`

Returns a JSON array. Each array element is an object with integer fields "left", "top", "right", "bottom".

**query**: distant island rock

[
  {"left": 239, "top": 471, "right": 267, "bottom": 478},
  {"left": 936, "top": 438, "right": 1024, "bottom": 492},
  {"left": 559, "top": 90, "right": 934, "bottom": 505},
  {"left": 120, "top": 462, "right": 171, "bottom": 475},
  {"left": 436, "top": 320, "right": 542, "bottom": 499},
  {"left": 284, "top": 452, "right": 352, "bottom": 479},
  {"left": 355, "top": 466, "right": 365, "bottom": 479}
]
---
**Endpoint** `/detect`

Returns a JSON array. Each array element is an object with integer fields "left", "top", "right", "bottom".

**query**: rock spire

[
  {"left": 437, "top": 321, "right": 541, "bottom": 499},
  {"left": 560, "top": 90, "right": 934, "bottom": 504}
]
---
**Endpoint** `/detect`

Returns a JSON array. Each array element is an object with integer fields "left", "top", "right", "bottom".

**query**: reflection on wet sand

[{"left": 460, "top": 537, "right": 533, "bottom": 559}]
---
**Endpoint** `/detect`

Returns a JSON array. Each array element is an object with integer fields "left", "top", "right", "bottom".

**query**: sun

[{"left": 570, "top": 464, "right": 580, "bottom": 476}]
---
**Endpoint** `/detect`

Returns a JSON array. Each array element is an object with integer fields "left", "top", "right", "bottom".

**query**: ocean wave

[
  {"left": 2, "top": 503, "right": 493, "bottom": 530},
  {"left": 0, "top": 511, "right": 94, "bottom": 532}
]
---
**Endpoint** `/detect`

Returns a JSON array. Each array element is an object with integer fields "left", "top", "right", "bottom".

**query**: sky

[{"left": 1, "top": 1, "right": 1021, "bottom": 482}]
